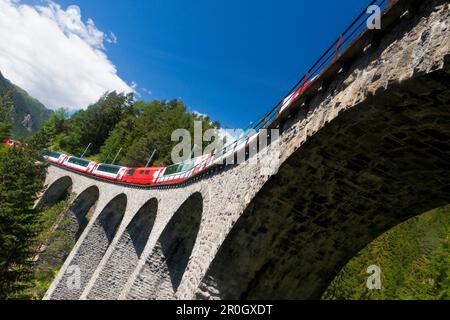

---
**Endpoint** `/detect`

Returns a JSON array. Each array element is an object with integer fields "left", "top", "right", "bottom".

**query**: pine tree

[
  {"left": 0, "top": 90, "right": 13, "bottom": 142},
  {"left": 53, "top": 92, "right": 134, "bottom": 156},
  {"left": 0, "top": 148, "right": 46, "bottom": 298}
]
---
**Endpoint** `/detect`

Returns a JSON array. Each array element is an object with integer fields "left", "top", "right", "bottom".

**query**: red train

[
  {"left": 62, "top": 156, "right": 97, "bottom": 174},
  {"left": 3, "top": 139, "right": 29, "bottom": 149},
  {"left": 43, "top": 149, "right": 214, "bottom": 186},
  {"left": 121, "top": 167, "right": 164, "bottom": 185}
]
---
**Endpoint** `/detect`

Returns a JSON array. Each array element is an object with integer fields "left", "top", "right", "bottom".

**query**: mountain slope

[{"left": 0, "top": 71, "right": 52, "bottom": 138}]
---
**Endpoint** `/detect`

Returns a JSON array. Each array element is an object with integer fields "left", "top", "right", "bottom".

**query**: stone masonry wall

[
  {"left": 87, "top": 198, "right": 158, "bottom": 299},
  {"left": 126, "top": 193, "right": 203, "bottom": 300},
  {"left": 50, "top": 194, "right": 127, "bottom": 299}
]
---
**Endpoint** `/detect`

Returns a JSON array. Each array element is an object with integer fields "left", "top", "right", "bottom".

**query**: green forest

[
  {"left": 0, "top": 90, "right": 449, "bottom": 300},
  {"left": 0, "top": 110, "right": 46, "bottom": 297},
  {"left": 29, "top": 92, "right": 219, "bottom": 167},
  {"left": 323, "top": 206, "right": 450, "bottom": 300}
]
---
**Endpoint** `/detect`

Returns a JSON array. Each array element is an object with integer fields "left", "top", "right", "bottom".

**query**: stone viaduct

[{"left": 39, "top": 0, "right": 450, "bottom": 300}]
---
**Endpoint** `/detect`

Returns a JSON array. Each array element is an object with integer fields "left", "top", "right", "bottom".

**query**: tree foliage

[
  {"left": 30, "top": 92, "right": 133, "bottom": 155},
  {"left": 36, "top": 94, "right": 220, "bottom": 167},
  {"left": 0, "top": 148, "right": 46, "bottom": 298},
  {"left": 0, "top": 91, "right": 48, "bottom": 297},
  {"left": 323, "top": 206, "right": 450, "bottom": 300},
  {"left": 51, "top": 92, "right": 134, "bottom": 156},
  {"left": 0, "top": 89, "right": 13, "bottom": 142},
  {"left": 100, "top": 99, "right": 218, "bottom": 167},
  {"left": 27, "top": 108, "right": 68, "bottom": 151}
]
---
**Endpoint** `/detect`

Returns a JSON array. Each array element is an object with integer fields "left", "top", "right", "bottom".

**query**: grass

[
  {"left": 16, "top": 198, "right": 77, "bottom": 300},
  {"left": 323, "top": 205, "right": 450, "bottom": 300}
]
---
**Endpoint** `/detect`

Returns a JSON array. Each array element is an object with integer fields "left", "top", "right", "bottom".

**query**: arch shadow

[
  {"left": 50, "top": 193, "right": 127, "bottom": 300},
  {"left": 35, "top": 176, "right": 72, "bottom": 210},
  {"left": 67, "top": 186, "right": 100, "bottom": 240},
  {"left": 88, "top": 198, "right": 158, "bottom": 299},
  {"left": 127, "top": 192, "right": 203, "bottom": 300}
]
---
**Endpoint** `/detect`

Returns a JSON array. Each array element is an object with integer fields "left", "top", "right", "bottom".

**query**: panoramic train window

[
  {"left": 181, "top": 160, "right": 195, "bottom": 172},
  {"left": 164, "top": 163, "right": 182, "bottom": 176},
  {"left": 164, "top": 159, "right": 196, "bottom": 176},
  {"left": 48, "top": 151, "right": 62, "bottom": 159},
  {"left": 97, "top": 164, "right": 121, "bottom": 174},
  {"left": 68, "top": 157, "right": 90, "bottom": 167}
]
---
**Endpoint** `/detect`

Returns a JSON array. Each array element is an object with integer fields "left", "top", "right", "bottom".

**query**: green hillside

[
  {"left": 0, "top": 71, "right": 52, "bottom": 139},
  {"left": 323, "top": 206, "right": 450, "bottom": 300}
]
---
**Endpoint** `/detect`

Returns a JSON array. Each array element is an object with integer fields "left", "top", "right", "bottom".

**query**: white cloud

[{"left": 0, "top": 0, "right": 133, "bottom": 110}]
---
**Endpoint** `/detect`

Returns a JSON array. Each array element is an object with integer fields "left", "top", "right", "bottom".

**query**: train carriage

[
  {"left": 62, "top": 156, "right": 97, "bottom": 174},
  {"left": 278, "top": 75, "right": 317, "bottom": 115},
  {"left": 156, "top": 153, "right": 213, "bottom": 185},
  {"left": 92, "top": 163, "right": 128, "bottom": 181},
  {"left": 3, "top": 139, "right": 29, "bottom": 150},
  {"left": 3, "top": 139, "right": 16, "bottom": 148},
  {"left": 42, "top": 150, "right": 68, "bottom": 165}
]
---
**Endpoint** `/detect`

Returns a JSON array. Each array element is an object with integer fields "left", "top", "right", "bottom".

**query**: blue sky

[{"left": 14, "top": 0, "right": 371, "bottom": 129}]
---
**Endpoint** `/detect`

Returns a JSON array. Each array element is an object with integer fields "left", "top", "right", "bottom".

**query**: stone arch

[
  {"left": 194, "top": 71, "right": 450, "bottom": 300},
  {"left": 35, "top": 176, "right": 72, "bottom": 210},
  {"left": 87, "top": 198, "right": 158, "bottom": 299},
  {"left": 50, "top": 193, "right": 127, "bottom": 300},
  {"left": 66, "top": 186, "right": 100, "bottom": 240},
  {"left": 127, "top": 192, "right": 203, "bottom": 300}
]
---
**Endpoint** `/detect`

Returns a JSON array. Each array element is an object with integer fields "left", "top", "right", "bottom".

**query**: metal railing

[{"left": 214, "top": 0, "right": 394, "bottom": 157}]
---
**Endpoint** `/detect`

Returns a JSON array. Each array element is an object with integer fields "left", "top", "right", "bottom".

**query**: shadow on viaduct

[{"left": 37, "top": 0, "right": 450, "bottom": 300}]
